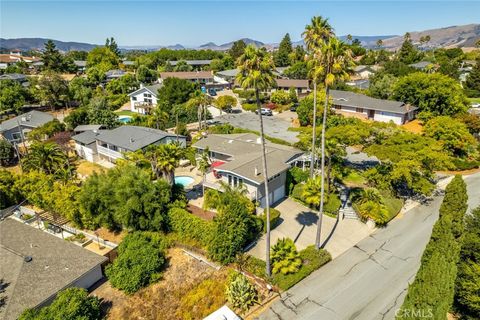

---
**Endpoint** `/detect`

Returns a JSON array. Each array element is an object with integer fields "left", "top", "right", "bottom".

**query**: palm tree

[
  {"left": 313, "top": 37, "right": 354, "bottom": 249},
  {"left": 303, "top": 16, "right": 334, "bottom": 179},
  {"left": 147, "top": 107, "right": 169, "bottom": 130},
  {"left": 22, "top": 142, "right": 69, "bottom": 175},
  {"left": 236, "top": 45, "right": 276, "bottom": 277},
  {"left": 155, "top": 143, "right": 183, "bottom": 185},
  {"left": 187, "top": 92, "right": 212, "bottom": 131},
  {"left": 197, "top": 149, "right": 211, "bottom": 193}
]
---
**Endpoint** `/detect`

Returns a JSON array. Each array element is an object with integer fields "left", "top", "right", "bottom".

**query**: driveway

[
  {"left": 259, "top": 172, "right": 480, "bottom": 320},
  {"left": 247, "top": 198, "right": 373, "bottom": 260},
  {"left": 217, "top": 112, "right": 299, "bottom": 143}
]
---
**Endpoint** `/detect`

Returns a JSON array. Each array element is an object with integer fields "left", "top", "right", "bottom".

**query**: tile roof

[
  {"left": 0, "top": 219, "right": 107, "bottom": 320},
  {"left": 330, "top": 90, "right": 417, "bottom": 114},
  {"left": 0, "top": 111, "right": 54, "bottom": 133},
  {"left": 193, "top": 133, "right": 303, "bottom": 184}
]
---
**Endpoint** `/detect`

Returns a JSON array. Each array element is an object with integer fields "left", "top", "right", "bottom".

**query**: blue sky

[{"left": 1, "top": 1, "right": 479, "bottom": 46}]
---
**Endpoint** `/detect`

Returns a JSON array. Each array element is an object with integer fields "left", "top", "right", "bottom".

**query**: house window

[
  {"left": 356, "top": 108, "right": 364, "bottom": 113},
  {"left": 132, "top": 96, "right": 137, "bottom": 101},
  {"left": 228, "top": 175, "right": 232, "bottom": 185},
  {"left": 233, "top": 176, "right": 238, "bottom": 187},
  {"left": 11, "top": 132, "right": 22, "bottom": 141},
  {"left": 334, "top": 105, "right": 341, "bottom": 110},
  {"left": 144, "top": 93, "right": 151, "bottom": 98}
]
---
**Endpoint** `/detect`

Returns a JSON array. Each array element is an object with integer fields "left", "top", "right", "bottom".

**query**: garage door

[{"left": 273, "top": 186, "right": 285, "bottom": 203}]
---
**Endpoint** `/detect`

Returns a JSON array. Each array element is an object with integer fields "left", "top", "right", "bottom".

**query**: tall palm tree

[
  {"left": 313, "top": 37, "right": 354, "bottom": 249},
  {"left": 303, "top": 16, "right": 334, "bottom": 179},
  {"left": 303, "top": 176, "right": 322, "bottom": 212},
  {"left": 156, "top": 143, "right": 183, "bottom": 185},
  {"left": 187, "top": 92, "right": 212, "bottom": 131},
  {"left": 22, "top": 142, "right": 69, "bottom": 175},
  {"left": 236, "top": 45, "right": 276, "bottom": 277}
]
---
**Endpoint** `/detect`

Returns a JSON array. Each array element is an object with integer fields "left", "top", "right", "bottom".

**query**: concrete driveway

[
  {"left": 217, "top": 112, "right": 299, "bottom": 143},
  {"left": 247, "top": 198, "right": 373, "bottom": 260}
]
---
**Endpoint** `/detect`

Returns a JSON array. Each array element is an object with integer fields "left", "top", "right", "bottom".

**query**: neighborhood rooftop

[
  {"left": 168, "top": 60, "right": 212, "bottom": 66},
  {"left": 95, "top": 125, "right": 183, "bottom": 151},
  {"left": 72, "top": 129, "right": 105, "bottom": 145},
  {"left": 128, "top": 83, "right": 163, "bottom": 97},
  {"left": 159, "top": 71, "right": 213, "bottom": 79},
  {"left": 330, "top": 90, "right": 417, "bottom": 114},
  {"left": 275, "top": 78, "right": 309, "bottom": 89},
  {"left": 0, "top": 219, "right": 107, "bottom": 320},
  {"left": 0, "top": 110, "right": 54, "bottom": 133}
]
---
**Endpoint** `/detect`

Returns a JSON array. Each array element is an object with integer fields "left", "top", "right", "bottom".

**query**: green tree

[
  {"left": 22, "top": 142, "right": 69, "bottom": 176},
  {"left": 86, "top": 46, "right": 120, "bottom": 74},
  {"left": 225, "top": 272, "right": 258, "bottom": 312},
  {"left": 105, "top": 37, "right": 120, "bottom": 57},
  {"left": 270, "top": 90, "right": 291, "bottom": 105},
  {"left": 367, "top": 73, "right": 397, "bottom": 99},
  {"left": 64, "top": 107, "right": 89, "bottom": 130},
  {"left": 303, "top": 176, "right": 322, "bottom": 210},
  {"left": 42, "top": 40, "right": 65, "bottom": 72},
  {"left": 19, "top": 287, "right": 102, "bottom": 320},
  {"left": 228, "top": 39, "right": 247, "bottom": 61},
  {"left": 275, "top": 33, "right": 293, "bottom": 67},
  {"left": 13, "top": 170, "right": 54, "bottom": 209},
  {"left": 173, "top": 60, "right": 193, "bottom": 72},
  {"left": 0, "top": 140, "right": 15, "bottom": 166},
  {"left": 397, "top": 32, "right": 421, "bottom": 64},
  {"left": 0, "top": 80, "right": 29, "bottom": 113},
  {"left": 136, "top": 65, "right": 157, "bottom": 84},
  {"left": 106, "top": 232, "right": 168, "bottom": 294},
  {"left": 86, "top": 96, "right": 120, "bottom": 129},
  {"left": 455, "top": 206, "right": 480, "bottom": 319},
  {"left": 106, "top": 74, "right": 138, "bottom": 94},
  {"left": 283, "top": 61, "right": 308, "bottom": 79},
  {"left": 33, "top": 72, "right": 70, "bottom": 111},
  {"left": 464, "top": 57, "right": 480, "bottom": 97},
  {"left": 214, "top": 95, "right": 237, "bottom": 114},
  {"left": 424, "top": 116, "right": 478, "bottom": 157},
  {"left": 187, "top": 92, "right": 212, "bottom": 130},
  {"left": 392, "top": 72, "right": 469, "bottom": 117},
  {"left": 68, "top": 77, "right": 93, "bottom": 107},
  {"left": 236, "top": 45, "right": 276, "bottom": 276},
  {"left": 0, "top": 170, "right": 21, "bottom": 209},
  {"left": 271, "top": 238, "right": 302, "bottom": 275},
  {"left": 157, "top": 77, "right": 197, "bottom": 107}
]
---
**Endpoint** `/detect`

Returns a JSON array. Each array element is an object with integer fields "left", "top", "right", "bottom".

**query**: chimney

[
  {"left": 21, "top": 116, "right": 27, "bottom": 122},
  {"left": 129, "top": 138, "right": 134, "bottom": 143},
  {"left": 254, "top": 166, "right": 258, "bottom": 176},
  {"left": 140, "top": 83, "right": 144, "bottom": 89}
]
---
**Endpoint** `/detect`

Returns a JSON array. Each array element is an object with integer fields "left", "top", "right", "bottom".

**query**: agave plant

[
  {"left": 225, "top": 272, "right": 258, "bottom": 311},
  {"left": 271, "top": 238, "right": 302, "bottom": 275}
]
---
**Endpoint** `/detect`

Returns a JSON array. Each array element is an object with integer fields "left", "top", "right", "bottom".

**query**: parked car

[
  {"left": 206, "top": 119, "right": 220, "bottom": 125},
  {"left": 471, "top": 103, "right": 480, "bottom": 109},
  {"left": 290, "top": 103, "right": 298, "bottom": 112},
  {"left": 208, "top": 88, "right": 217, "bottom": 96},
  {"left": 255, "top": 108, "right": 273, "bottom": 116}
]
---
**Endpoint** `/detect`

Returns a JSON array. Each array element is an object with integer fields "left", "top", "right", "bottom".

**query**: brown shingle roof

[
  {"left": 159, "top": 71, "right": 213, "bottom": 80},
  {"left": 275, "top": 78, "right": 309, "bottom": 89}
]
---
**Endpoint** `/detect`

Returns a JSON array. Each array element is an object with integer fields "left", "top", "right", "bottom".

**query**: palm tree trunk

[
  {"left": 198, "top": 107, "right": 202, "bottom": 131},
  {"left": 310, "top": 81, "right": 317, "bottom": 178},
  {"left": 203, "top": 104, "right": 207, "bottom": 129},
  {"left": 315, "top": 85, "right": 329, "bottom": 250},
  {"left": 256, "top": 87, "right": 272, "bottom": 277}
]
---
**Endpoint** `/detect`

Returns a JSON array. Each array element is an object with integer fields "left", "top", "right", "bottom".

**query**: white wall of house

[
  {"left": 129, "top": 88, "right": 158, "bottom": 114},
  {"left": 373, "top": 111, "right": 404, "bottom": 125},
  {"left": 74, "top": 143, "right": 98, "bottom": 163}
]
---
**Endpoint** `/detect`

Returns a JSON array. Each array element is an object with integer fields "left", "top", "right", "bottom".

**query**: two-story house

[
  {"left": 0, "top": 111, "right": 54, "bottom": 144},
  {"left": 127, "top": 83, "right": 162, "bottom": 114},
  {"left": 193, "top": 133, "right": 304, "bottom": 207},
  {"left": 72, "top": 125, "right": 186, "bottom": 166}
]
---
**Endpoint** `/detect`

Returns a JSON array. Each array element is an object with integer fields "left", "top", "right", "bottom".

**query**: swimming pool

[
  {"left": 118, "top": 115, "right": 132, "bottom": 123},
  {"left": 174, "top": 176, "right": 194, "bottom": 187}
]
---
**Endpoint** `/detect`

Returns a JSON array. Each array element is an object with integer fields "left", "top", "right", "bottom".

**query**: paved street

[
  {"left": 258, "top": 173, "right": 480, "bottom": 320},
  {"left": 217, "top": 112, "right": 299, "bottom": 143}
]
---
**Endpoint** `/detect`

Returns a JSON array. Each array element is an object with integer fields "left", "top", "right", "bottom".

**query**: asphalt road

[
  {"left": 216, "top": 112, "right": 299, "bottom": 143},
  {"left": 259, "top": 173, "right": 480, "bottom": 320}
]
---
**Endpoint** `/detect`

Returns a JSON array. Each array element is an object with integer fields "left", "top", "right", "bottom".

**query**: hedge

[
  {"left": 453, "top": 158, "right": 480, "bottom": 171},
  {"left": 260, "top": 208, "right": 281, "bottom": 233},
  {"left": 168, "top": 207, "right": 214, "bottom": 248},
  {"left": 398, "top": 175, "right": 467, "bottom": 319},
  {"left": 241, "top": 103, "right": 257, "bottom": 112}
]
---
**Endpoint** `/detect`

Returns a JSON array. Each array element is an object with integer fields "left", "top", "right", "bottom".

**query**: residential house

[
  {"left": 72, "top": 125, "right": 186, "bottom": 166},
  {"left": 330, "top": 90, "right": 417, "bottom": 125},
  {"left": 105, "top": 69, "right": 126, "bottom": 81},
  {"left": 274, "top": 79, "right": 310, "bottom": 94},
  {"left": 168, "top": 60, "right": 212, "bottom": 69},
  {"left": 0, "top": 111, "right": 54, "bottom": 143},
  {"left": 0, "top": 218, "right": 107, "bottom": 320},
  {"left": 159, "top": 71, "right": 214, "bottom": 85},
  {"left": 409, "top": 61, "right": 435, "bottom": 71},
  {"left": 346, "top": 79, "right": 370, "bottom": 90},
  {"left": 193, "top": 133, "right": 304, "bottom": 207},
  {"left": 127, "top": 83, "right": 162, "bottom": 114},
  {"left": 73, "top": 60, "right": 87, "bottom": 73},
  {"left": 0, "top": 73, "right": 29, "bottom": 87},
  {"left": 73, "top": 124, "right": 105, "bottom": 134},
  {"left": 0, "top": 53, "right": 41, "bottom": 70},
  {"left": 216, "top": 69, "right": 239, "bottom": 83},
  {"left": 353, "top": 65, "right": 375, "bottom": 79}
]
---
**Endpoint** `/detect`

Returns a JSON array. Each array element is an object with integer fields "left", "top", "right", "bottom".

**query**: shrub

[
  {"left": 273, "top": 246, "right": 331, "bottom": 290},
  {"left": 178, "top": 276, "right": 227, "bottom": 320},
  {"left": 225, "top": 272, "right": 258, "bottom": 311},
  {"left": 286, "top": 167, "right": 309, "bottom": 194},
  {"left": 260, "top": 207, "right": 281, "bottom": 232},
  {"left": 324, "top": 193, "right": 341, "bottom": 216},
  {"left": 241, "top": 103, "right": 257, "bottom": 112},
  {"left": 291, "top": 183, "right": 305, "bottom": 201},
  {"left": 452, "top": 158, "right": 480, "bottom": 171},
  {"left": 270, "top": 90, "right": 291, "bottom": 105},
  {"left": 168, "top": 207, "right": 213, "bottom": 248},
  {"left": 19, "top": 288, "right": 101, "bottom": 320},
  {"left": 271, "top": 238, "right": 302, "bottom": 275},
  {"left": 106, "top": 232, "right": 168, "bottom": 294}
]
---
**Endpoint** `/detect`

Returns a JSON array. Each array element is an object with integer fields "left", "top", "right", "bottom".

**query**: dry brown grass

[
  {"left": 92, "top": 227, "right": 128, "bottom": 245},
  {"left": 92, "top": 248, "right": 228, "bottom": 320},
  {"left": 402, "top": 119, "right": 423, "bottom": 134},
  {"left": 76, "top": 160, "right": 105, "bottom": 177}
]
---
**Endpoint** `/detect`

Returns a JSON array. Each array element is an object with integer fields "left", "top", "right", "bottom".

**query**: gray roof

[
  {"left": 123, "top": 60, "right": 135, "bottom": 66},
  {"left": 73, "top": 124, "right": 104, "bottom": 132},
  {"left": 409, "top": 61, "right": 431, "bottom": 69},
  {"left": 72, "top": 130, "right": 104, "bottom": 145},
  {"left": 0, "top": 219, "right": 107, "bottom": 320},
  {"left": 0, "top": 73, "right": 27, "bottom": 81},
  {"left": 0, "top": 111, "right": 54, "bottom": 133},
  {"left": 96, "top": 125, "right": 183, "bottom": 151},
  {"left": 105, "top": 69, "right": 126, "bottom": 78},
  {"left": 330, "top": 90, "right": 417, "bottom": 114},
  {"left": 216, "top": 69, "right": 239, "bottom": 78},
  {"left": 193, "top": 133, "right": 303, "bottom": 184},
  {"left": 169, "top": 60, "right": 212, "bottom": 66},
  {"left": 128, "top": 83, "right": 163, "bottom": 97},
  {"left": 73, "top": 60, "right": 87, "bottom": 67},
  {"left": 346, "top": 79, "right": 370, "bottom": 90}
]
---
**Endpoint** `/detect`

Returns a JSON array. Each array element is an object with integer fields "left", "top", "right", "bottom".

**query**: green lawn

[
  {"left": 379, "top": 189, "right": 404, "bottom": 222},
  {"left": 341, "top": 170, "right": 367, "bottom": 187},
  {"left": 115, "top": 110, "right": 139, "bottom": 116},
  {"left": 468, "top": 97, "right": 480, "bottom": 104}
]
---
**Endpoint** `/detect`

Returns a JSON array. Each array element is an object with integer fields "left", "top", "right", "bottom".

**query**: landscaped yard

[
  {"left": 467, "top": 97, "right": 480, "bottom": 104},
  {"left": 114, "top": 110, "right": 138, "bottom": 117}
]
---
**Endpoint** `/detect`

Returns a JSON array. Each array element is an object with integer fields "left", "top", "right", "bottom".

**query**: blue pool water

[
  {"left": 174, "top": 176, "right": 194, "bottom": 187},
  {"left": 118, "top": 116, "right": 132, "bottom": 123}
]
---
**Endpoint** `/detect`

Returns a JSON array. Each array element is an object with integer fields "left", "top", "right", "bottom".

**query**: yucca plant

[
  {"left": 225, "top": 272, "right": 258, "bottom": 311},
  {"left": 271, "top": 238, "right": 302, "bottom": 275}
]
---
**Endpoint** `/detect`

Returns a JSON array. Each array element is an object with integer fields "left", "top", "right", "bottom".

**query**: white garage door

[{"left": 273, "top": 186, "right": 285, "bottom": 203}]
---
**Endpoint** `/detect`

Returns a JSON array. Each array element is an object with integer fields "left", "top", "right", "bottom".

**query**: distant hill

[
  {"left": 338, "top": 35, "right": 398, "bottom": 48},
  {"left": 199, "top": 38, "right": 265, "bottom": 51},
  {"left": 0, "top": 38, "right": 97, "bottom": 52},
  {"left": 380, "top": 24, "right": 480, "bottom": 50}
]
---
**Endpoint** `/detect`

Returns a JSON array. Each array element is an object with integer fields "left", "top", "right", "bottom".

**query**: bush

[
  {"left": 106, "top": 232, "right": 169, "bottom": 294},
  {"left": 225, "top": 272, "right": 258, "bottom": 312},
  {"left": 260, "top": 207, "right": 281, "bottom": 232},
  {"left": 241, "top": 103, "right": 257, "bottom": 112},
  {"left": 453, "top": 158, "right": 480, "bottom": 171},
  {"left": 324, "top": 193, "right": 341, "bottom": 216},
  {"left": 270, "top": 90, "right": 291, "bottom": 105},
  {"left": 273, "top": 246, "right": 331, "bottom": 290},
  {"left": 19, "top": 288, "right": 101, "bottom": 320},
  {"left": 271, "top": 238, "right": 302, "bottom": 275},
  {"left": 178, "top": 276, "right": 227, "bottom": 320},
  {"left": 168, "top": 207, "right": 213, "bottom": 248},
  {"left": 291, "top": 183, "right": 305, "bottom": 201},
  {"left": 286, "top": 167, "right": 309, "bottom": 195}
]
